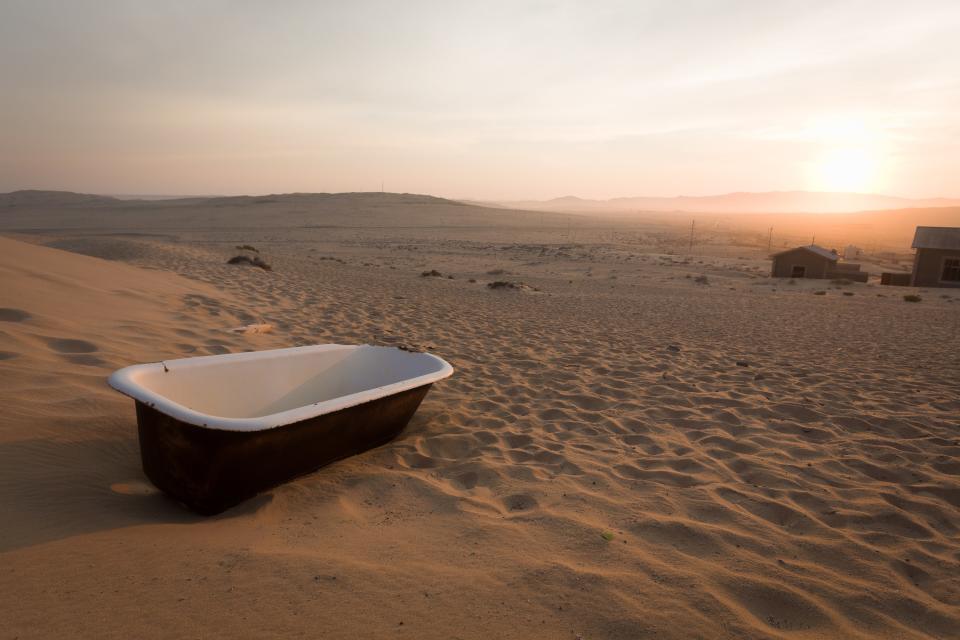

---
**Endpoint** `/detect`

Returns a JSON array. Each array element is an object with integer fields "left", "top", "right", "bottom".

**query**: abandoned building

[
  {"left": 880, "top": 272, "right": 912, "bottom": 286},
  {"left": 910, "top": 226, "right": 960, "bottom": 288},
  {"left": 770, "top": 244, "right": 868, "bottom": 282}
]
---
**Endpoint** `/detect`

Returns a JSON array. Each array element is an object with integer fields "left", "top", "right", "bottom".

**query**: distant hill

[
  {"left": 0, "top": 190, "right": 462, "bottom": 209},
  {"left": 0, "top": 190, "right": 120, "bottom": 208},
  {"left": 3, "top": 189, "right": 956, "bottom": 249},
  {"left": 0, "top": 190, "right": 571, "bottom": 231},
  {"left": 499, "top": 191, "right": 960, "bottom": 215}
]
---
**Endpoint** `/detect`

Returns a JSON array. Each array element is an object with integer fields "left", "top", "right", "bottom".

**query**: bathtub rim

[{"left": 107, "top": 343, "right": 453, "bottom": 432}]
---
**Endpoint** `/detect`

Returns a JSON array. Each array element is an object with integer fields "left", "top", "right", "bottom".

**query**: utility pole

[
  {"left": 767, "top": 226, "right": 773, "bottom": 253},
  {"left": 689, "top": 219, "right": 695, "bottom": 254}
]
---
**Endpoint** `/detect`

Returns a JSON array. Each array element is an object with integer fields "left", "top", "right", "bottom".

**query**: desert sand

[{"left": 1, "top": 192, "right": 959, "bottom": 639}]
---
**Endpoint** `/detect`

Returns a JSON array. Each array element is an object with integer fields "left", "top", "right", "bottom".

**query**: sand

[{"left": 1, "top": 194, "right": 959, "bottom": 639}]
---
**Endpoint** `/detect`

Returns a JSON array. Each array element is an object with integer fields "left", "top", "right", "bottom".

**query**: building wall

[
  {"left": 911, "top": 248, "right": 960, "bottom": 287},
  {"left": 771, "top": 249, "right": 832, "bottom": 278},
  {"left": 881, "top": 272, "right": 912, "bottom": 286}
]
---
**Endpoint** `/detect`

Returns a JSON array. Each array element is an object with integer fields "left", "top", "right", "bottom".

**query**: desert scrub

[
  {"left": 903, "top": 294, "right": 922, "bottom": 302},
  {"left": 227, "top": 255, "right": 271, "bottom": 271},
  {"left": 488, "top": 281, "right": 537, "bottom": 291}
]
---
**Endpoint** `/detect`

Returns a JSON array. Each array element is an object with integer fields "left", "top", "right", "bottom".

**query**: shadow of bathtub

[{"left": 0, "top": 436, "right": 271, "bottom": 553}]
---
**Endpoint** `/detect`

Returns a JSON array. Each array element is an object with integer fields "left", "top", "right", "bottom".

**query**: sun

[
  {"left": 800, "top": 116, "right": 888, "bottom": 193},
  {"left": 810, "top": 147, "right": 877, "bottom": 193}
]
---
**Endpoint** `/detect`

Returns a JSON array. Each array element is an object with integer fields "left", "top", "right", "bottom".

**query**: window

[
  {"left": 791, "top": 265, "right": 806, "bottom": 278},
  {"left": 942, "top": 258, "right": 960, "bottom": 282}
]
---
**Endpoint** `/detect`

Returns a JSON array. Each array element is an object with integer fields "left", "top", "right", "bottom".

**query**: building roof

[
  {"left": 912, "top": 226, "right": 960, "bottom": 250},
  {"left": 771, "top": 244, "right": 838, "bottom": 261}
]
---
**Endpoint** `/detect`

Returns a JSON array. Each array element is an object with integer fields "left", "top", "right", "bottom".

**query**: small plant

[
  {"left": 487, "top": 281, "right": 528, "bottom": 290},
  {"left": 421, "top": 269, "right": 442, "bottom": 277},
  {"left": 486, "top": 268, "right": 508, "bottom": 275},
  {"left": 227, "top": 255, "right": 271, "bottom": 271},
  {"left": 903, "top": 294, "right": 922, "bottom": 303},
  {"left": 235, "top": 244, "right": 259, "bottom": 253},
  {"left": 600, "top": 531, "right": 615, "bottom": 541},
  {"left": 813, "top": 290, "right": 826, "bottom": 295},
  {"left": 694, "top": 275, "right": 709, "bottom": 285},
  {"left": 842, "top": 291, "right": 854, "bottom": 296}
]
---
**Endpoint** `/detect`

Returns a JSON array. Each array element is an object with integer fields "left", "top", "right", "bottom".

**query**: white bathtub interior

[{"left": 115, "top": 345, "right": 449, "bottom": 420}]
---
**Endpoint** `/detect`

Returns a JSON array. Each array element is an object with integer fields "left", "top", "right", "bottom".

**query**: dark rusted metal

[{"left": 134, "top": 384, "right": 432, "bottom": 514}]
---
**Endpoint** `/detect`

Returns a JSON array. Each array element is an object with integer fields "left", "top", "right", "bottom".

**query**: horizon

[
  {"left": 2, "top": 2, "right": 959, "bottom": 200},
  {"left": 6, "top": 186, "right": 960, "bottom": 205},
  {"left": 0, "top": 188, "right": 960, "bottom": 215}
]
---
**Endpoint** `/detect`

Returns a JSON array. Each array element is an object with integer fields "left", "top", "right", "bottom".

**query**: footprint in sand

[
  {"left": 454, "top": 471, "right": 479, "bottom": 489},
  {"left": 0, "top": 308, "right": 31, "bottom": 322},
  {"left": 65, "top": 354, "right": 106, "bottom": 366},
  {"left": 503, "top": 493, "right": 538, "bottom": 512},
  {"left": 44, "top": 337, "right": 103, "bottom": 365},
  {"left": 45, "top": 337, "right": 98, "bottom": 353},
  {"left": 400, "top": 452, "right": 436, "bottom": 469}
]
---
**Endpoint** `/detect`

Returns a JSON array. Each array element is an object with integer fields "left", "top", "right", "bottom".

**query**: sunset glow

[
  {"left": 1, "top": 2, "right": 958, "bottom": 199},
  {"left": 810, "top": 147, "right": 879, "bottom": 193}
]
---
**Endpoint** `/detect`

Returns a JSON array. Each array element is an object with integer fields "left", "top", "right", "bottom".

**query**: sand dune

[{"left": 1, "top": 214, "right": 959, "bottom": 639}]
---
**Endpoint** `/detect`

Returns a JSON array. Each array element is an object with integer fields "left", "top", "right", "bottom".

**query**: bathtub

[{"left": 108, "top": 344, "right": 453, "bottom": 514}]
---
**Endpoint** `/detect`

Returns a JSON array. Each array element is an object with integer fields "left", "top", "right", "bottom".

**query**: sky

[{"left": 1, "top": 0, "right": 958, "bottom": 200}]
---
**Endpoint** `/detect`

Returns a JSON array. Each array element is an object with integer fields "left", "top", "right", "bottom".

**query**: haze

[{"left": 2, "top": 0, "right": 958, "bottom": 200}]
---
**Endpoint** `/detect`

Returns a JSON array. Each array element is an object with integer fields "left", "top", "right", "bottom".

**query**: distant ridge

[
  {"left": 0, "top": 190, "right": 465, "bottom": 208},
  {"left": 0, "top": 189, "right": 579, "bottom": 233},
  {"left": 0, "top": 190, "right": 120, "bottom": 207},
  {"left": 498, "top": 190, "right": 960, "bottom": 214},
  {"left": 1, "top": 188, "right": 958, "bottom": 248}
]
